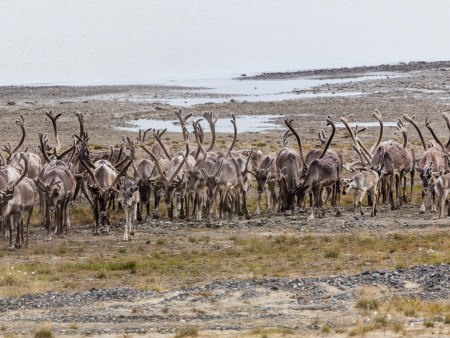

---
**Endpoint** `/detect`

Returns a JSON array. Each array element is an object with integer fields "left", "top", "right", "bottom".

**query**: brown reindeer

[{"left": 403, "top": 114, "right": 448, "bottom": 213}]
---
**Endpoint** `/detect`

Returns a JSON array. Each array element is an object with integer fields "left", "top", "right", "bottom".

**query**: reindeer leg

[
  {"left": 431, "top": 184, "right": 437, "bottom": 212},
  {"left": 179, "top": 192, "right": 186, "bottom": 220},
  {"left": 185, "top": 192, "right": 191, "bottom": 221},
  {"left": 359, "top": 194, "right": 365, "bottom": 215},
  {"left": 419, "top": 188, "right": 426, "bottom": 214},
  {"left": 81, "top": 182, "right": 93, "bottom": 207},
  {"left": 124, "top": 207, "right": 129, "bottom": 241},
  {"left": 25, "top": 207, "right": 33, "bottom": 248},
  {"left": 15, "top": 213, "right": 23, "bottom": 249},
  {"left": 255, "top": 192, "right": 262, "bottom": 216},
  {"left": 409, "top": 170, "right": 415, "bottom": 205},
  {"left": 136, "top": 200, "right": 143, "bottom": 222},
  {"left": 45, "top": 203, "right": 52, "bottom": 241},
  {"left": 389, "top": 175, "right": 396, "bottom": 210},
  {"left": 131, "top": 203, "right": 137, "bottom": 235},
  {"left": 153, "top": 190, "right": 160, "bottom": 219},
  {"left": 335, "top": 182, "right": 342, "bottom": 216}
]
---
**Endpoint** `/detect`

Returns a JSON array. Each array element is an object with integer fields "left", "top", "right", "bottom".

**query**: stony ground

[{"left": 0, "top": 61, "right": 449, "bottom": 337}]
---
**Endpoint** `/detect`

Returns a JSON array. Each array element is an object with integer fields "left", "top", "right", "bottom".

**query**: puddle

[
  {"left": 335, "top": 121, "right": 397, "bottom": 128},
  {"left": 119, "top": 114, "right": 296, "bottom": 133}
]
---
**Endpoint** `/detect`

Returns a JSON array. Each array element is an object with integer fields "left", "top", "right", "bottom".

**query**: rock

[
  {"left": 371, "top": 273, "right": 380, "bottom": 278},
  {"left": 360, "top": 269, "right": 370, "bottom": 275}
]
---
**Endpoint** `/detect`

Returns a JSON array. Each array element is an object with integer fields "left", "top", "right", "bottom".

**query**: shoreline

[
  {"left": 237, "top": 60, "right": 450, "bottom": 80},
  {"left": 0, "top": 60, "right": 448, "bottom": 90}
]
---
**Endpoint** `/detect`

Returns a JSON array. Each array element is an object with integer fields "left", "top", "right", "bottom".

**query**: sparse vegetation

[
  {"left": 34, "top": 326, "right": 53, "bottom": 338},
  {"left": 173, "top": 326, "right": 198, "bottom": 338}
]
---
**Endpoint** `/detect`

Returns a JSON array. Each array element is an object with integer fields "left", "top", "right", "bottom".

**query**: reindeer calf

[
  {"left": 431, "top": 172, "right": 450, "bottom": 219},
  {"left": 342, "top": 170, "right": 379, "bottom": 217},
  {"left": 121, "top": 178, "right": 140, "bottom": 241}
]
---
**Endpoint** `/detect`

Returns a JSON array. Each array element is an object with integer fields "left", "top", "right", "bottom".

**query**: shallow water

[
  {"left": 119, "top": 115, "right": 292, "bottom": 133},
  {"left": 119, "top": 115, "right": 400, "bottom": 133},
  {"left": 335, "top": 122, "right": 397, "bottom": 128}
]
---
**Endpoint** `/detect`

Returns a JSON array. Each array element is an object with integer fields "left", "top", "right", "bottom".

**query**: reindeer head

[
  {"left": 121, "top": 177, "right": 139, "bottom": 209},
  {"left": 341, "top": 178, "right": 352, "bottom": 195},
  {"left": 416, "top": 161, "right": 434, "bottom": 192},
  {"left": 201, "top": 159, "right": 224, "bottom": 202}
]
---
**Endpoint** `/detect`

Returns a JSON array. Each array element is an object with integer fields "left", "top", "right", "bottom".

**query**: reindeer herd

[{"left": 0, "top": 109, "right": 449, "bottom": 249}]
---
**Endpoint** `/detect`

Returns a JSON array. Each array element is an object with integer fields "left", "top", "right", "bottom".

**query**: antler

[
  {"left": 203, "top": 111, "right": 219, "bottom": 152},
  {"left": 319, "top": 116, "right": 336, "bottom": 159},
  {"left": 192, "top": 119, "right": 204, "bottom": 160},
  {"left": 79, "top": 141, "right": 101, "bottom": 188},
  {"left": 244, "top": 148, "right": 256, "bottom": 176},
  {"left": 315, "top": 130, "right": 328, "bottom": 147},
  {"left": 394, "top": 119, "right": 408, "bottom": 148},
  {"left": 38, "top": 133, "right": 52, "bottom": 164},
  {"left": 225, "top": 114, "right": 237, "bottom": 158},
  {"left": 175, "top": 109, "right": 192, "bottom": 140},
  {"left": 340, "top": 113, "right": 369, "bottom": 167},
  {"left": 425, "top": 117, "right": 449, "bottom": 156},
  {"left": 369, "top": 109, "right": 384, "bottom": 155},
  {"left": 152, "top": 128, "right": 172, "bottom": 160},
  {"left": 139, "top": 140, "right": 167, "bottom": 182},
  {"left": 284, "top": 118, "right": 307, "bottom": 169},
  {"left": 45, "top": 111, "right": 62, "bottom": 150},
  {"left": 442, "top": 112, "right": 450, "bottom": 149},
  {"left": 403, "top": 114, "right": 427, "bottom": 151},
  {"left": 7, "top": 153, "right": 29, "bottom": 192},
  {"left": 75, "top": 112, "right": 86, "bottom": 141},
  {"left": 4, "top": 116, "right": 26, "bottom": 162},
  {"left": 281, "top": 130, "right": 292, "bottom": 147},
  {"left": 108, "top": 138, "right": 135, "bottom": 192}
]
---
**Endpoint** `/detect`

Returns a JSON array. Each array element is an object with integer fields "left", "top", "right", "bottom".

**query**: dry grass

[{"left": 0, "top": 229, "right": 448, "bottom": 296}]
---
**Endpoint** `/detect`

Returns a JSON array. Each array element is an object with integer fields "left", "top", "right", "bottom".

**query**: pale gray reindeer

[
  {"left": 243, "top": 148, "right": 277, "bottom": 215},
  {"left": 342, "top": 170, "right": 379, "bottom": 217},
  {"left": 0, "top": 153, "right": 38, "bottom": 249},
  {"left": 120, "top": 177, "right": 140, "bottom": 241},
  {"left": 430, "top": 171, "right": 450, "bottom": 219}
]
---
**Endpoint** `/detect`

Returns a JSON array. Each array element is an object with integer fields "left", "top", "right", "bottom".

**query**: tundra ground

[{"left": 0, "top": 62, "right": 448, "bottom": 336}]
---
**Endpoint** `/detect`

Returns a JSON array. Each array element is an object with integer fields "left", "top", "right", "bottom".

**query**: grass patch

[
  {"left": 174, "top": 326, "right": 198, "bottom": 338},
  {"left": 118, "top": 247, "right": 127, "bottom": 253},
  {"left": 156, "top": 238, "right": 167, "bottom": 245},
  {"left": 424, "top": 318, "right": 435, "bottom": 327},
  {"left": 324, "top": 248, "right": 339, "bottom": 259},
  {"left": 321, "top": 324, "right": 330, "bottom": 333},
  {"left": 356, "top": 297, "right": 379, "bottom": 310},
  {"left": 34, "top": 326, "right": 53, "bottom": 338}
]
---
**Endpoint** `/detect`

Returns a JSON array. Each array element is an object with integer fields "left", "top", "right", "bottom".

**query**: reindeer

[
  {"left": 120, "top": 177, "right": 140, "bottom": 240},
  {"left": 276, "top": 119, "right": 305, "bottom": 213},
  {"left": 403, "top": 114, "right": 449, "bottom": 213},
  {"left": 341, "top": 111, "right": 411, "bottom": 210},
  {"left": 290, "top": 117, "right": 342, "bottom": 220},
  {"left": 342, "top": 170, "right": 379, "bottom": 217},
  {"left": 0, "top": 154, "right": 37, "bottom": 249},
  {"left": 79, "top": 138, "right": 135, "bottom": 234},
  {"left": 430, "top": 172, "right": 450, "bottom": 219},
  {"left": 243, "top": 149, "right": 276, "bottom": 215},
  {"left": 35, "top": 155, "right": 77, "bottom": 240},
  {"left": 303, "top": 118, "right": 343, "bottom": 208}
]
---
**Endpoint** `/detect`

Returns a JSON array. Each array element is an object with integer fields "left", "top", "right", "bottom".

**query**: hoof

[
  {"left": 419, "top": 210, "right": 425, "bottom": 214},
  {"left": 130, "top": 231, "right": 135, "bottom": 236},
  {"left": 335, "top": 210, "right": 342, "bottom": 217}
]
